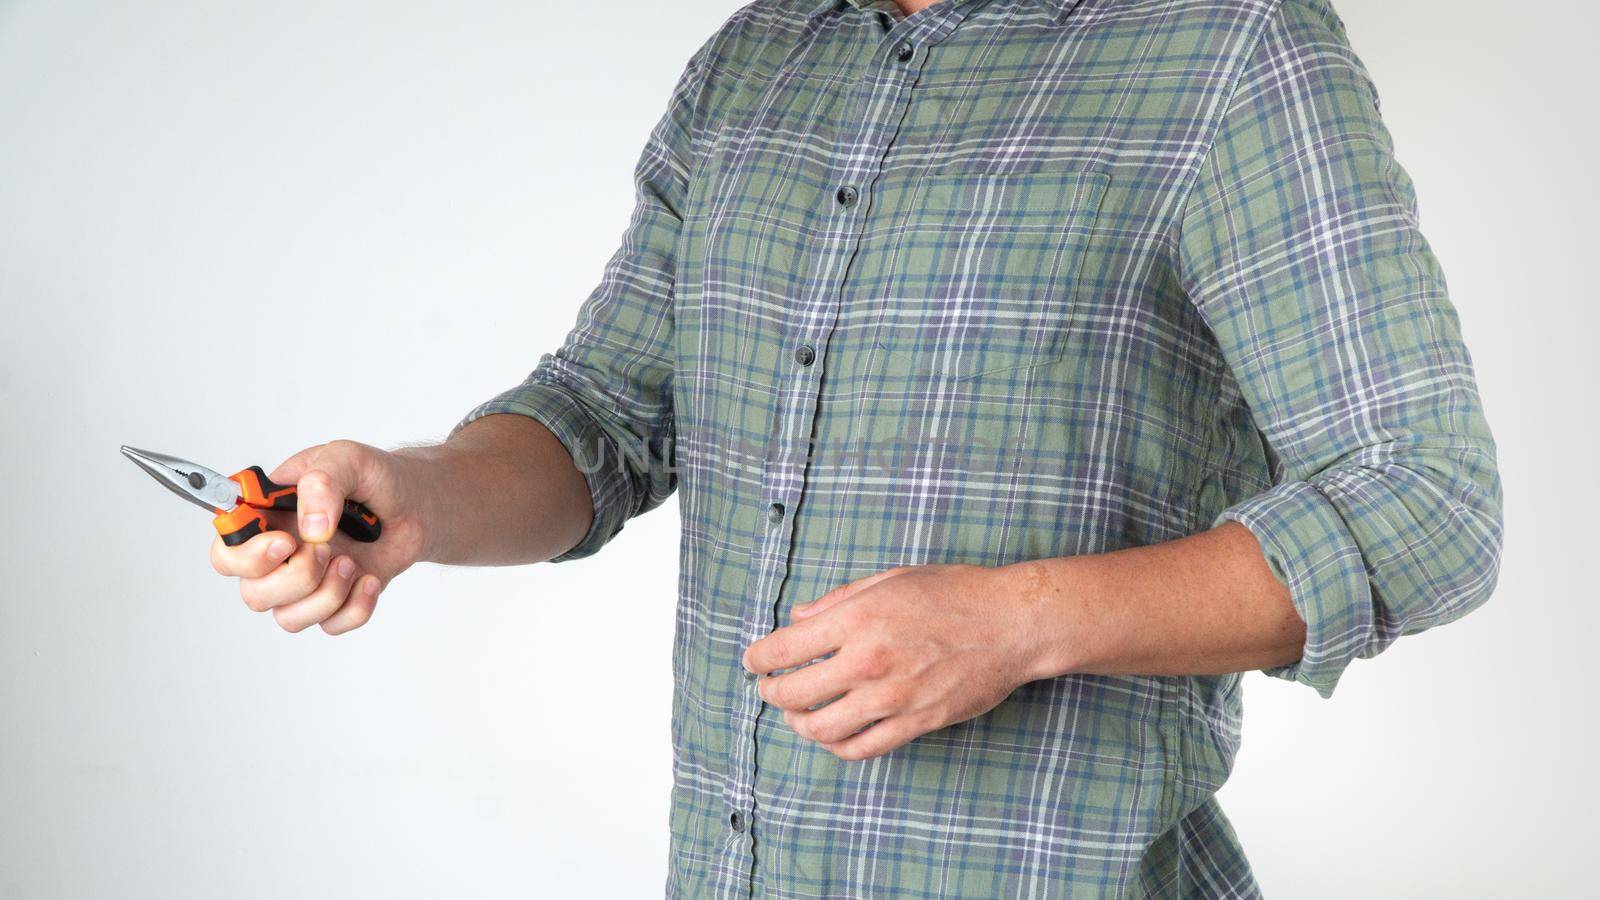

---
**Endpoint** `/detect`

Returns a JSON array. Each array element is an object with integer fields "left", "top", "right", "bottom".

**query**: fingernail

[
  {"left": 268, "top": 539, "right": 293, "bottom": 561},
  {"left": 301, "top": 513, "right": 329, "bottom": 541},
  {"left": 363, "top": 576, "right": 380, "bottom": 596},
  {"left": 314, "top": 543, "right": 331, "bottom": 566},
  {"left": 336, "top": 557, "right": 355, "bottom": 579}
]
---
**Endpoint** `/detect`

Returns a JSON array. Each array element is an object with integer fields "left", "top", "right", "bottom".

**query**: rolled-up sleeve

[
  {"left": 1176, "top": 0, "right": 1504, "bottom": 696},
  {"left": 450, "top": 41, "right": 714, "bottom": 562}
]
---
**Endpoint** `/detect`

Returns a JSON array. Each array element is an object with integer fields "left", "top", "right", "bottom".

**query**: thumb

[
  {"left": 271, "top": 441, "right": 376, "bottom": 543},
  {"left": 267, "top": 444, "right": 322, "bottom": 486}
]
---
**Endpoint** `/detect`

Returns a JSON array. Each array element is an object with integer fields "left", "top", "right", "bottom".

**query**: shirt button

[
  {"left": 894, "top": 40, "right": 915, "bottom": 62},
  {"left": 794, "top": 345, "right": 816, "bottom": 367},
  {"left": 767, "top": 502, "right": 786, "bottom": 524},
  {"left": 835, "top": 185, "right": 859, "bottom": 207},
  {"left": 729, "top": 811, "right": 747, "bottom": 833}
]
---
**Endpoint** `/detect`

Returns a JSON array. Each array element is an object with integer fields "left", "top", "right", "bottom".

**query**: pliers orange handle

[{"left": 212, "top": 466, "right": 383, "bottom": 547}]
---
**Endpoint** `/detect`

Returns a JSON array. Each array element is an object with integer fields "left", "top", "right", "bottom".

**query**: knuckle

[
  {"left": 815, "top": 722, "right": 848, "bottom": 745},
  {"left": 273, "top": 608, "right": 306, "bottom": 633},
  {"left": 239, "top": 583, "right": 268, "bottom": 613},
  {"left": 834, "top": 606, "right": 868, "bottom": 636},
  {"left": 865, "top": 614, "right": 897, "bottom": 641},
  {"left": 292, "top": 563, "right": 322, "bottom": 595},
  {"left": 764, "top": 636, "right": 790, "bottom": 666},
  {"left": 324, "top": 438, "right": 365, "bottom": 464},
  {"left": 328, "top": 440, "right": 376, "bottom": 478},
  {"left": 767, "top": 680, "right": 797, "bottom": 710},
  {"left": 298, "top": 469, "right": 332, "bottom": 493},
  {"left": 857, "top": 643, "right": 894, "bottom": 678},
  {"left": 878, "top": 683, "right": 911, "bottom": 709}
]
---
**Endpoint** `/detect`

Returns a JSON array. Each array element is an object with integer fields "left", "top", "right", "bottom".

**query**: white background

[{"left": 1, "top": 1, "right": 1593, "bottom": 896}]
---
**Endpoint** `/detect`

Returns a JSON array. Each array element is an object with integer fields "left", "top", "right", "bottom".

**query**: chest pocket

[{"left": 869, "top": 168, "right": 1110, "bottom": 381}]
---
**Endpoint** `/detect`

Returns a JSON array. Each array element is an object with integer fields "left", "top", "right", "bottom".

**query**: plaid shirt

[{"left": 455, "top": 0, "right": 1502, "bottom": 894}]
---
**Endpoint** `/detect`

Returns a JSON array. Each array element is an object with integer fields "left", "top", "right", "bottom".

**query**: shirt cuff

[
  {"left": 1212, "top": 479, "right": 1374, "bottom": 698},
  {"left": 449, "top": 376, "right": 630, "bottom": 562}
]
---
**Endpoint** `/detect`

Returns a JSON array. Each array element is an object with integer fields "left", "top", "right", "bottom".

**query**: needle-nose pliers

[{"left": 121, "top": 445, "right": 382, "bottom": 547}]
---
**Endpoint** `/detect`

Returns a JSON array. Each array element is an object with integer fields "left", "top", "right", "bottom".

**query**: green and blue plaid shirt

[{"left": 455, "top": 0, "right": 1502, "bottom": 894}]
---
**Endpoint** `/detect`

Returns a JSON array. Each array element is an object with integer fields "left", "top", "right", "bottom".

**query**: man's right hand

[
  {"left": 208, "top": 440, "right": 431, "bottom": 635},
  {"left": 206, "top": 415, "right": 595, "bottom": 634}
]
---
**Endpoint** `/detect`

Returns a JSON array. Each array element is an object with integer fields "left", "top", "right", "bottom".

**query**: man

[{"left": 209, "top": 0, "right": 1503, "bottom": 894}]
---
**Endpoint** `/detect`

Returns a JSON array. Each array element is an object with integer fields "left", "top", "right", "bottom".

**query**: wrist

[
  {"left": 995, "top": 557, "right": 1095, "bottom": 683},
  {"left": 389, "top": 443, "right": 450, "bottom": 565}
]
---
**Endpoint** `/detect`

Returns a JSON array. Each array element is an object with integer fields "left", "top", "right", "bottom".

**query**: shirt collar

[{"left": 805, "top": 0, "right": 1083, "bottom": 27}]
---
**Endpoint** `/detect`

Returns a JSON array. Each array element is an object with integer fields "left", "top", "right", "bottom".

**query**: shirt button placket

[{"left": 729, "top": 13, "right": 945, "bottom": 895}]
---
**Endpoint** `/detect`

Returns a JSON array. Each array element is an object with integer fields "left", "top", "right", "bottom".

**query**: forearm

[
  {"left": 400, "top": 413, "right": 593, "bottom": 567},
  {"left": 1008, "top": 522, "right": 1305, "bottom": 682}
]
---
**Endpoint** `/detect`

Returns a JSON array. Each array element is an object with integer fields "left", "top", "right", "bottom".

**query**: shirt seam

[
  {"left": 1170, "top": 0, "right": 1285, "bottom": 537},
  {"left": 1166, "top": 0, "right": 1285, "bottom": 302}
]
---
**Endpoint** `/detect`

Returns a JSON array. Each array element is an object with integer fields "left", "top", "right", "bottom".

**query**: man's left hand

[{"left": 741, "top": 563, "right": 1060, "bottom": 761}]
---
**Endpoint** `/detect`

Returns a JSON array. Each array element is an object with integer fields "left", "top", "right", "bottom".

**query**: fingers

[
  {"left": 272, "top": 554, "right": 361, "bottom": 634},
  {"left": 783, "top": 691, "right": 889, "bottom": 746},
  {"left": 818, "top": 715, "right": 927, "bottom": 762},
  {"left": 319, "top": 573, "right": 382, "bottom": 635},
  {"left": 743, "top": 615, "right": 845, "bottom": 676},
  {"left": 211, "top": 530, "right": 297, "bottom": 578},
  {"left": 208, "top": 440, "right": 391, "bottom": 634},
  {"left": 238, "top": 541, "right": 333, "bottom": 612},
  {"left": 268, "top": 440, "right": 382, "bottom": 543},
  {"left": 792, "top": 567, "right": 904, "bottom": 619},
  {"left": 746, "top": 571, "right": 900, "bottom": 671},
  {"left": 758, "top": 657, "right": 852, "bottom": 711}
]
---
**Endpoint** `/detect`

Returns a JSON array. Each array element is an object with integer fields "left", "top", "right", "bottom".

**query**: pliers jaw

[{"left": 120, "top": 446, "right": 241, "bottom": 514}]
